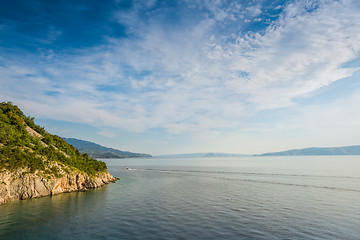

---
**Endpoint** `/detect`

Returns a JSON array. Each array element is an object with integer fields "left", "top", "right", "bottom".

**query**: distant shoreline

[{"left": 155, "top": 145, "right": 360, "bottom": 158}]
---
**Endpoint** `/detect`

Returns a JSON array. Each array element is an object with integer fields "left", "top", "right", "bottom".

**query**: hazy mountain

[
  {"left": 158, "top": 145, "right": 360, "bottom": 158},
  {"left": 63, "top": 138, "right": 152, "bottom": 159},
  {"left": 157, "top": 153, "right": 250, "bottom": 158},
  {"left": 258, "top": 145, "right": 360, "bottom": 156}
]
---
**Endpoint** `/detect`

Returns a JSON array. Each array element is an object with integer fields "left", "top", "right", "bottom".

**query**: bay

[{"left": 1, "top": 156, "right": 360, "bottom": 239}]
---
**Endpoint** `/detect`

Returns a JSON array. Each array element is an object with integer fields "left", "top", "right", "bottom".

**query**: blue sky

[{"left": 1, "top": 0, "right": 360, "bottom": 155}]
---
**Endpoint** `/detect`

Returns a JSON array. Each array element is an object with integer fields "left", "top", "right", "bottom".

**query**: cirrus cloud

[{"left": 1, "top": 0, "right": 360, "bottom": 140}]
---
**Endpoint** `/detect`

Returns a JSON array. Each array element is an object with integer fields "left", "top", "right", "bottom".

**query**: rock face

[{"left": 0, "top": 168, "right": 118, "bottom": 205}]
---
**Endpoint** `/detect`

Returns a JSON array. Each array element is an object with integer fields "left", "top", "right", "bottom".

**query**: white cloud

[
  {"left": 246, "top": 4, "right": 262, "bottom": 17},
  {"left": 224, "top": 0, "right": 360, "bottom": 109},
  {"left": 98, "top": 130, "right": 117, "bottom": 138},
  {"left": 1, "top": 0, "right": 360, "bottom": 139}
]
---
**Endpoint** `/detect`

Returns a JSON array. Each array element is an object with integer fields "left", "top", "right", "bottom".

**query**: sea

[{"left": 1, "top": 156, "right": 360, "bottom": 240}]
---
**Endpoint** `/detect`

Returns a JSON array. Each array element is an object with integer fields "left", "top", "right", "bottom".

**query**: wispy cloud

[{"left": 1, "top": 0, "right": 360, "bottom": 141}]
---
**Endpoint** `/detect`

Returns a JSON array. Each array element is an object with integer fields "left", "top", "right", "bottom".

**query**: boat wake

[{"left": 141, "top": 168, "right": 360, "bottom": 193}]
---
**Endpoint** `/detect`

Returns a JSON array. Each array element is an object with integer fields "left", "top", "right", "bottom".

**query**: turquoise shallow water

[{"left": 1, "top": 156, "right": 360, "bottom": 239}]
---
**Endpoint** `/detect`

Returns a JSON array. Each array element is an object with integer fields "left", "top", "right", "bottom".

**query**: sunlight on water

[{"left": 1, "top": 156, "right": 360, "bottom": 240}]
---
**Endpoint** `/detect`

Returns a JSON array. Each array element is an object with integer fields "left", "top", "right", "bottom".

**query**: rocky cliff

[{"left": 0, "top": 167, "right": 118, "bottom": 205}]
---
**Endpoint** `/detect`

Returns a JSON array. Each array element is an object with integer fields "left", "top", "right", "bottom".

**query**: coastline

[{"left": 0, "top": 168, "right": 119, "bottom": 205}]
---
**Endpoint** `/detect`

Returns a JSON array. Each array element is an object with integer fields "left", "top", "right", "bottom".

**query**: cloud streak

[{"left": 1, "top": 0, "right": 360, "bottom": 140}]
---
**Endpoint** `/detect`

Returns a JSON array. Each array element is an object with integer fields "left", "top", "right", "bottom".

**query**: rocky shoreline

[{"left": 0, "top": 168, "right": 119, "bottom": 205}]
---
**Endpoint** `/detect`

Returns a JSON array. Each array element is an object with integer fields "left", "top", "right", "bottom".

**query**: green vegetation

[{"left": 0, "top": 102, "right": 107, "bottom": 175}]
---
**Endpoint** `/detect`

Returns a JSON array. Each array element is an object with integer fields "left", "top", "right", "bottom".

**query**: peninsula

[
  {"left": 0, "top": 102, "right": 118, "bottom": 205},
  {"left": 258, "top": 145, "right": 360, "bottom": 156},
  {"left": 63, "top": 137, "right": 152, "bottom": 159}
]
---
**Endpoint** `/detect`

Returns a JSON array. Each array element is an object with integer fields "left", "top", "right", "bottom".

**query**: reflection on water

[
  {"left": 0, "top": 186, "right": 110, "bottom": 239},
  {"left": 1, "top": 156, "right": 360, "bottom": 240}
]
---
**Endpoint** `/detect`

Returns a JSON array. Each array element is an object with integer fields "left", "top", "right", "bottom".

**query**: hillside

[
  {"left": 0, "top": 102, "right": 118, "bottom": 204},
  {"left": 258, "top": 145, "right": 360, "bottom": 156},
  {"left": 63, "top": 138, "right": 152, "bottom": 158}
]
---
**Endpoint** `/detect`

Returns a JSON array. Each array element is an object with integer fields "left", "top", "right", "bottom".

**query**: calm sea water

[{"left": 1, "top": 156, "right": 360, "bottom": 240}]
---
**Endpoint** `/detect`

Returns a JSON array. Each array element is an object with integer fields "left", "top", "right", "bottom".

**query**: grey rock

[{"left": 0, "top": 168, "right": 118, "bottom": 205}]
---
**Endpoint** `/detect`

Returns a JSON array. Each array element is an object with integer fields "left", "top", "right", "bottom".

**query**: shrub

[{"left": 0, "top": 102, "right": 107, "bottom": 175}]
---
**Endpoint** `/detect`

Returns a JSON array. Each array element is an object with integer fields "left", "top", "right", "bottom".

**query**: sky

[{"left": 1, "top": 0, "right": 360, "bottom": 155}]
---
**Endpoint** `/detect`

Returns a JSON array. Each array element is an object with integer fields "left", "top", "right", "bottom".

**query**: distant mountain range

[
  {"left": 62, "top": 138, "right": 360, "bottom": 159},
  {"left": 63, "top": 138, "right": 152, "bottom": 159},
  {"left": 157, "top": 153, "right": 250, "bottom": 158},
  {"left": 258, "top": 145, "right": 360, "bottom": 156},
  {"left": 157, "top": 145, "right": 360, "bottom": 158}
]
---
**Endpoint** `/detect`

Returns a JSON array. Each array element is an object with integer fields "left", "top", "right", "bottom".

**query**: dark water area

[{"left": 1, "top": 156, "right": 360, "bottom": 239}]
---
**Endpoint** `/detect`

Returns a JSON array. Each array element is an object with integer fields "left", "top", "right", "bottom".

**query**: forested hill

[
  {"left": 63, "top": 138, "right": 152, "bottom": 159},
  {"left": 0, "top": 102, "right": 107, "bottom": 175}
]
